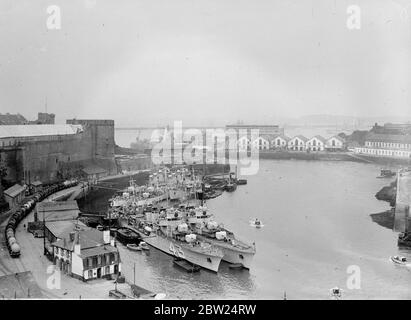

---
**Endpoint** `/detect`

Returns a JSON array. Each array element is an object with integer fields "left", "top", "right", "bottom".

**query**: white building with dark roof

[
  {"left": 325, "top": 136, "right": 346, "bottom": 151},
  {"left": 237, "top": 136, "right": 250, "bottom": 150},
  {"left": 272, "top": 135, "right": 290, "bottom": 149},
  {"left": 252, "top": 136, "right": 270, "bottom": 150},
  {"left": 288, "top": 135, "right": 308, "bottom": 151},
  {"left": 51, "top": 228, "right": 121, "bottom": 281},
  {"left": 306, "top": 135, "right": 326, "bottom": 152}
]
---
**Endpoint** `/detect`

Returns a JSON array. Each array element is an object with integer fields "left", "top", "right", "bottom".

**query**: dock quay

[{"left": 394, "top": 168, "right": 411, "bottom": 232}]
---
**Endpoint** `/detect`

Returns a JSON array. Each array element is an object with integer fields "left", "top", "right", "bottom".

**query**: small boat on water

[
  {"left": 173, "top": 258, "right": 201, "bottom": 273},
  {"left": 377, "top": 169, "right": 396, "bottom": 178},
  {"left": 250, "top": 219, "right": 264, "bottom": 228},
  {"left": 390, "top": 255, "right": 408, "bottom": 265},
  {"left": 139, "top": 241, "right": 150, "bottom": 251},
  {"left": 116, "top": 227, "right": 142, "bottom": 245},
  {"left": 330, "top": 287, "right": 342, "bottom": 299},
  {"left": 127, "top": 243, "right": 142, "bottom": 251},
  {"left": 225, "top": 182, "right": 237, "bottom": 192}
]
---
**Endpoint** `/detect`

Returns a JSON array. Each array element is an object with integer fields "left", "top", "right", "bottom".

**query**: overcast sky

[{"left": 0, "top": 0, "right": 410, "bottom": 126}]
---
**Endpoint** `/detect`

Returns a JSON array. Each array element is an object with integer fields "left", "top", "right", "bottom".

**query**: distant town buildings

[
  {"left": 355, "top": 133, "right": 411, "bottom": 159},
  {"left": 0, "top": 113, "right": 28, "bottom": 125},
  {"left": 226, "top": 124, "right": 344, "bottom": 152},
  {"left": 353, "top": 123, "right": 411, "bottom": 159},
  {"left": 236, "top": 132, "right": 346, "bottom": 152},
  {"left": 371, "top": 122, "right": 411, "bottom": 135},
  {"left": 0, "top": 112, "right": 55, "bottom": 125}
]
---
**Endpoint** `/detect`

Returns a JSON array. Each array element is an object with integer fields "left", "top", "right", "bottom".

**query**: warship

[
  {"left": 181, "top": 204, "right": 256, "bottom": 269},
  {"left": 125, "top": 206, "right": 224, "bottom": 272}
]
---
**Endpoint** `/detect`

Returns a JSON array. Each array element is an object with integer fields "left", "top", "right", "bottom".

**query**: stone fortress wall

[{"left": 0, "top": 119, "right": 117, "bottom": 185}]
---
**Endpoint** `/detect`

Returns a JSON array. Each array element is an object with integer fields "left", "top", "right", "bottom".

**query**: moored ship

[
  {"left": 182, "top": 205, "right": 256, "bottom": 269},
  {"left": 125, "top": 207, "right": 224, "bottom": 272}
]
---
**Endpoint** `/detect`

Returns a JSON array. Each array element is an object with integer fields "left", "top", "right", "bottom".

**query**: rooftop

[
  {"left": 46, "top": 220, "right": 88, "bottom": 239},
  {"left": 36, "top": 200, "right": 80, "bottom": 221},
  {"left": 37, "top": 200, "right": 79, "bottom": 212},
  {"left": 80, "top": 244, "right": 118, "bottom": 258},
  {"left": 291, "top": 135, "right": 308, "bottom": 142},
  {"left": 52, "top": 228, "right": 108, "bottom": 251},
  {"left": 4, "top": 184, "right": 25, "bottom": 198},
  {"left": 82, "top": 165, "right": 107, "bottom": 175},
  {"left": 273, "top": 134, "right": 291, "bottom": 141},
  {"left": 365, "top": 133, "right": 411, "bottom": 144},
  {"left": 0, "top": 124, "right": 83, "bottom": 139},
  {"left": 308, "top": 135, "right": 327, "bottom": 143}
]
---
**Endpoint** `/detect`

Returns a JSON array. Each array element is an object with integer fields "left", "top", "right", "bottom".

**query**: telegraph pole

[{"left": 43, "top": 210, "right": 46, "bottom": 255}]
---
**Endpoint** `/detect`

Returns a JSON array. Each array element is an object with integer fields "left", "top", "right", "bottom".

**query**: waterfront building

[
  {"left": 51, "top": 229, "right": 121, "bottom": 281},
  {"left": 237, "top": 136, "right": 250, "bottom": 150},
  {"left": 354, "top": 133, "right": 411, "bottom": 159},
  {"left": 288, "top": 135, "right": 308, "bottom": 151},
  {"left": 81, "top": 165, "right": 108, "bottom": 182},
  {"left": 306, "top": 135, "right": 326, "bottom": 152},
  {"left": 325, "top": 136, "right": 346, "bottom": 151},
  {"left": 271, "top": 134, "right": 290, "bottom": 149},
  {"left": 252, "top": 136, "right": 270, "bottom": 150},
  {"left": 371, "top": 122, "right": 411, "bottom": 135},
  {"left": 3, "top": 184, "right": 26, "bottom": 209},
  {"left": 30, "top": 180, "right": 43, "bottom": 193}
]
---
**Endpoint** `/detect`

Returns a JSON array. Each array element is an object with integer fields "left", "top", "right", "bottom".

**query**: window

[
  {"left": 88, "top": 270, "right": 93, "bottom": 279},
  {"left": 105, "top": 266, "right": 110, "bottom": 274}
]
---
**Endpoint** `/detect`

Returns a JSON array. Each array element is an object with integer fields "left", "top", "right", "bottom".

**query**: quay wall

[
  {"left": 257, "top": 151, "right": 356, "bottom": 162},
  {"left": 394, "top": 169, "right": 411, "bottom": 232}
]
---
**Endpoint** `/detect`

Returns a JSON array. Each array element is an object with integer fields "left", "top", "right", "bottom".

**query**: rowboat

[
  {"left": 139, "top": 241, "right": 150, "bottom": 251},
  {"left": 390, "top": 255, "right": 408, "bottom": 265},
  {"left": 127, "top": 243, "right": 142, "bottom": 251},
  {"left": 250, "top": 219, "right": 264, "bottom": 228}
]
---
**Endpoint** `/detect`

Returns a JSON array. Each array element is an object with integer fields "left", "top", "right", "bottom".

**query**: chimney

[
  {"left": 74, "top": 232, "right": 81, "bottom": 255},
  {"left": 103, "top": 230, "right": 110, "bottom": 244}
]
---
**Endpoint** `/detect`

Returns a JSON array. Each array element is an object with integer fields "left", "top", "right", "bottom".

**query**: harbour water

[{"left": 80, "top": 158, "right": 411, "bottom": 299}]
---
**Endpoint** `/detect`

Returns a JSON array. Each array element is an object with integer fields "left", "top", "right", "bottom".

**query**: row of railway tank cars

[{"left": 4, "top": 179, "right": 79, "bottom": 257}]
